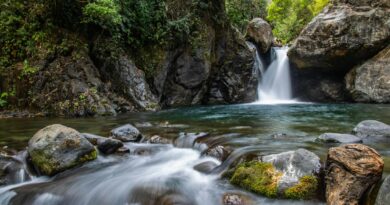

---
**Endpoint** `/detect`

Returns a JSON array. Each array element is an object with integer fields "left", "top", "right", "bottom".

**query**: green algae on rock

[
  {"left": 230, "top": 161, "right": 282, "bottom": 198},
  {"left": 284, "top": 175, "right": 318, "bottom": 199},
  {"left": 230, "top": 161, "right": 319, "bottom": 200}
]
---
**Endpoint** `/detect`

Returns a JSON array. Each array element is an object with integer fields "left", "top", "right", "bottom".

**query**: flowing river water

[{"left": 0, "top": 103, "right": 389, "bottom": 205}]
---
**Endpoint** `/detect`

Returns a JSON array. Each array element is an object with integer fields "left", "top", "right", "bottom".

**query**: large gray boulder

[
  {"left": 246, "top": 18, "right": 273, "bottom": 53},
  {"left": 261, "top": 149, "right": 321, "bottom": 192},
  {"left": 345, "top": 46, "right": 390, "bottom": 103},
  {"left": 28, "top": 124, "right": 97, "bottom": 176},
  {"left": 288, "top": 0, "right": 390, "bottom": 70},
  {"left": 375, "top": 175, "right": 390, "bottom": 205},
  {"left": 110, "top": 124, "right": 142, "bottom": 142},
  {"left": 352, "top": 120, "right": 390, "bottom": 141},
  {"left": 317, "top": 133, "right": 362, "bottom": 143}
]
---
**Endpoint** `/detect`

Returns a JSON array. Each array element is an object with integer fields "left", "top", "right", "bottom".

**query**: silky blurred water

[{"left": 0, "top": 103, "right": 389, "bottom": 205}]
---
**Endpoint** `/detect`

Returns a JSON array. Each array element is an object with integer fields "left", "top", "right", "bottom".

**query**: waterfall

[
  {"left": 246, "top": 41, "right": 265, "bottom": 76},
  {"left": 247, "top": 42, "right": 296, "bottom": 104}
]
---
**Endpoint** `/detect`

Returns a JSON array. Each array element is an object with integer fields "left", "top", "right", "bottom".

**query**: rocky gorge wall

[
  {"left": 0, "top": 0, "right": 258, "bottom": 117},
  {"left": 288, "top": 0, "right": 390, "bottom": 103}
]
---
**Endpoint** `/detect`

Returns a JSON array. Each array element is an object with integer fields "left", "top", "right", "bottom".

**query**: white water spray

[{"left": 247, "top": 42, "right": 297, "bottom": 104}]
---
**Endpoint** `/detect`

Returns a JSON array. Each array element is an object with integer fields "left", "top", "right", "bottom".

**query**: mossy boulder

[
  {"left": 230, "top": 161, "right": 281, "bottom": 198},
  {"left": 28, "top": 124, "right": 97, "bottom": 176},
  {"left": 230, "top": 161, "right": 319, "bottom": 199}
]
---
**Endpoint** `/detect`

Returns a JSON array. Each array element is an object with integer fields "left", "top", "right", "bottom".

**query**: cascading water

[{"left": 247, "top": 42, "right": 296, "bottom": 104}]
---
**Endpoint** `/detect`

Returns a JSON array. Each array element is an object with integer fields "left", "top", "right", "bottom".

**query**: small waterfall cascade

[
  {"left": 246, "top": 41, "right": 265, "bottom": 76},
  {"left": 247, "top": 42, "right": 296, "bottom": 104}
]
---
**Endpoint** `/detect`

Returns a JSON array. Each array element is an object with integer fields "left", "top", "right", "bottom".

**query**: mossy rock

[
  {"left": 230, "top": 161, "right": 282, "bottom": 198},
  {"left": 230, "top": 161, "right": 318, "bottom": 200},
  {"left": 28, "top": 124, "right": 97, "bottom": 176}
]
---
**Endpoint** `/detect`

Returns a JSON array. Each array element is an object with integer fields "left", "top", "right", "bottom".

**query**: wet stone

[
  {"left": 317, "top": 133, "right": 362, "bottom": 143},
  {"left": 110, "top": 124, "right": 142, "bottom": 142}
]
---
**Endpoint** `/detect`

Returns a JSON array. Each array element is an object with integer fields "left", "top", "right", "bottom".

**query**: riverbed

[{"left": 0, "top": 103, "right": 389, "bottom": 204}]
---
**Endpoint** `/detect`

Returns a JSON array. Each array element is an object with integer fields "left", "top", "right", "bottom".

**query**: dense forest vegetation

[{"left": 0, "top": 0, "right": 329, "bottom": 110}]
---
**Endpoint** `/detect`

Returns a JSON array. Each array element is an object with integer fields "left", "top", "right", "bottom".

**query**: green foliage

[
  {"left": 284, "top": 175, "right": 318, "bottom": 199},
  {"left": 0, "top": 92, "right": 9, "bottom": 108},
  {"left": 82, "top": 0, "right": 122, "bottom": 32},
  {"left": 267, "top": 0, "right": 329, "bottom": 44},
  {"left": 230, "top": 161, "right": 282, "bottom": 198},
  {"left": 20, "top": 60, "right": 39, "bottom": 79},
  {"left": 225, "top": 0, "right": 267, "bottom": 32},
  {"left": 117, "top": 0, "right": 171, "bottom": 48}
]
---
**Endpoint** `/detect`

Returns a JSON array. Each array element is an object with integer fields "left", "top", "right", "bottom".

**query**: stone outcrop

[
  {"left": 288, "top": 0, "right": 389, "bottom": 103},
  {"left": 345, "top": 46, "right": 390, "bottom": 103},
  {"left": 325, "top": 144, "right": 384, "bottom": 205},
  {"left": 28, "top": 124, "right": 97, "bottom": 176},
  {"left": 154, "top": 0, "right": 258, "bottom": 108},
  {"left": 91, "top": 39, "right": 159, "bottom": 111},
  {"left": 246, "top": 18, "right": 273, "bottom": 53},
  {"left": 288, "top": 0, "right": 390, "bottom": 70}
]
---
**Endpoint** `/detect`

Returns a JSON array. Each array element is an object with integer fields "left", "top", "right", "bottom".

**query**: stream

[{"left": 0, "top": 103, "right": 389, "bottom": 204}]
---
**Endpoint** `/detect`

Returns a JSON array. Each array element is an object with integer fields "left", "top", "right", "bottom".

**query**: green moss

[
  {"left": 30, "top": 149, "right": 58, "bottom": 176},
  {"left": 284, "top": 175, "right": 318, "bottom": 200},
  {"left": 230, "top": 161, "right": 282, "bottom": 198},
  {"left": 30, "top": 147, "right": 97, "bottom": 176},
  {"left": 79, "top": 148, "right": 98, "bottom": 162}
]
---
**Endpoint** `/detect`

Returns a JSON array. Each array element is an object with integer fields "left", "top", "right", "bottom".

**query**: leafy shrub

[
  {"left": 226, "top": 0, "right": 267, "bottom": 32},
  {"left": 82, "top": 0, "right": 122, "bottom": 32},
  {"left": 267, "top": 0, "right": 329, "bottom": 44},
  {"left": 0, "top": 92, "right": 8, "bottom": 108}
]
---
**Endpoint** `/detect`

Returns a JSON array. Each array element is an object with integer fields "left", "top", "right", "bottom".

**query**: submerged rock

[
  {"left": 205, "top": 145, "right": 231, "bottom": 162},
  {"left": 345, "top": 46, "right": 390, "bottom": 103},
  {"left": 246, "top": 18, "right": 273, "bottom": 53},
  {"left": 193, "top": 161, "right": 219, "bottom": 173},
  {"left": 110, "top": 124, "right": 142, "bottom": 142},
  {"left": 149, "top": 135, "right": 172, "bottom": 144},
  {"left": 375, "top": 175, "right": 390, "bottom": 205},
  {"left": 82, "top": 133, "right": 123, "bottom": 154},
  {"left": 223, "top": 193, "right": 254, "bottom": 205},
  {"left": 28, "top": 124, "right": 97, "bottom": 176},
  {"left": 325, "top": 144, "right": 384, "bottom": 205},
  {"left": 288, "top": 0, "right": 390, "bottom": 70},
  {"left": 317, "top": 133, "right": 362, "bottom": 143},
  {"left": 352, "top": 120, "right": 390, "bottom": 140}
]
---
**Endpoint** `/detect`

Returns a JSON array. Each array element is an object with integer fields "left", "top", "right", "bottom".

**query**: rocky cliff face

[
  {"left": 1, "top": 0, "right": 258, "bottom": 116},
  {"left": 288, "top": 0, "right": 390, "bottom": 103},
  {"left": 345, "top": 46, "right": 390, "bottom": 103},
  {"left": 288, "top": 0, "right": 389, "bottom": 70},
  {"left": 153, "top": 0, "right": 258, "bottom": 108}
]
